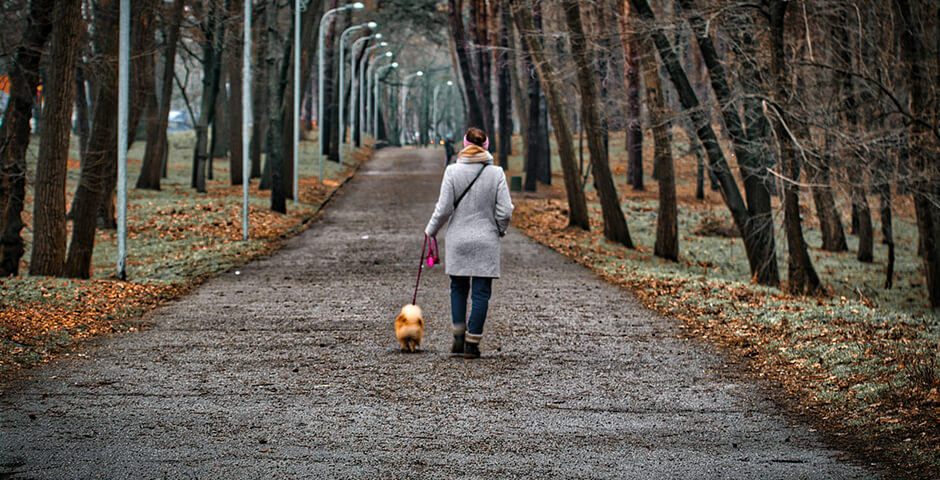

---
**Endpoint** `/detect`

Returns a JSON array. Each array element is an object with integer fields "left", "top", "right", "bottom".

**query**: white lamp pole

[
  {"left": 365, "top": 53, "right": 393, "bottom": 137},
  {"left": 318, "top": 1, "right": 364, "bottom": 182},
  {"left": 242, "top": 0, "right": 252, "bottom": 240},
  {"left": 117, "top": 0, "right": 129, "bottom": 279},
  {"left": 350, "top": 34, "right": 380, "bottom": 148},
  {"left": 399, "top": 71, "right": 423, "bottom": 146},
  {"left": 338, "top": 21, "right": 376, "bottom": 166},
  {"left": 292, "top": 0, "right": 301, "bottom": 201},
  {"left": 364, "top": 48, "right": 391, "bottom": 140},
  {"left": 374, "top": 62, "right": 398, "bottom": 140}
]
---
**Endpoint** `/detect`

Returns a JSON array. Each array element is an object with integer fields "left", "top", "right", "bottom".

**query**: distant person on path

[
  {"left": 443, "top": 134, "right": 455, "bottom": 165},
  {"left": 425, "top": 127, "right": 514, "bottom": 359}
]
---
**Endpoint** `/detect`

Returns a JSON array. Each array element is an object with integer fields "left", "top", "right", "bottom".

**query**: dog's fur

[{"left": 395, "top": 304, "right": 424, "bottom": 352}]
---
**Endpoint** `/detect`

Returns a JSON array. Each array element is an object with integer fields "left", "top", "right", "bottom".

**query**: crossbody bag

[{"left": 453, "top": 164, "right": 488, "bottom": 209}]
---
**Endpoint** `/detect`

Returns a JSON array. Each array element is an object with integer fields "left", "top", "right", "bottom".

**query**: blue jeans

[{"left": 450, "top": 276, "right": 493, "bottom": 343}]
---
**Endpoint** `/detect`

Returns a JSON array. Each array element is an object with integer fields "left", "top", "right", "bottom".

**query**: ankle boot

[
  {"left": 451, "top": 334, "right": 465, "bottom": 355},
  {"left": 464, "top": 342, "right": 480, "bottom": 359}
]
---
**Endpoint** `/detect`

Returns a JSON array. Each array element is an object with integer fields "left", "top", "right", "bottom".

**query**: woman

[{"left": 425, "top": 127, "right": 514, "bottom": 359}]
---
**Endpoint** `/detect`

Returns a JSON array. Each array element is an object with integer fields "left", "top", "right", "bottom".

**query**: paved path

[{"left": 1, "top": 148, "right": 876, "bottom": 479}]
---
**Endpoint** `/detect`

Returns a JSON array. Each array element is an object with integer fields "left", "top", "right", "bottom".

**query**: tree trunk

[
  {"left": 895, "top": 0, "right": 940, "bottom": 308},
  {"left": 191, "top": 0, "right": 224, "bottom": 193},
  {"left": 563, "top": 0, "right": 632, "bottom": 247},
  {"left": 536, "top": 79, "right": 551, "bottom": 185},
  {"left": 250, "top": 2, "right": 267, "bottom": 179},
  {"left": 521, "top": 4, "right": 543, "bottom": 193},
  {"left": 470, "top": 0, "right": 495, "bottom": 148},
  {"left": 448, "top": 0, "right": 487, "bottom": 129},
  {"left": 876, "top": 153, "right": 895, "bottom": 289},
  {"left": 227, "top": 0, "right": 244, "bottom": 185},
  {"left": 496, "top": 0, "right": 513, "bottom": 170},
  {"left": 0, "top": 0, "right": 53, "bottom": 276},
  {"left": 64, "top": 0, "right": 120, "bottom": 279},
  {"left": 629, "top": 0, "right": 777, "bottom": 285},
  {"left": 509, "top": 23, "right": 529, "bottom": 169},
  {"left": 619, "top": 6, "right": 643, "bottom": 191},
  {"left": 97, "top": 0, "right": 158, "bottom": 228},
  {"left": 208, "top": 69, "right": 230, "bottom": 180},
  {"left": 30, "top": 0, "right": 82, "bottom": 276},
  {"left": 680, "top": 0, "right": 779, "bottom": 285},
  {"left": 809, "top": 153, "right": 848, "bottom": 252},
  {"left": 138, "top": 0, "right": 185, "bottom": 191},
  {"left": 320, "top": 9, "right": 342, "bottom": 161},
  {"left": 264, "top": 0, "right": 287, "bottom": 213},
  {"left": 279, "top": 0, "right": 325, "bottom": 196},
  {"left": 851, "top": 182, "right": 874, "bottom": 262},
  {"left": 635, "top": 29, "right": 676, "bottom": 260},
  {"left": 767, "top": 0, "right": 820, "bottom": 295},
  {"left": 510, "top": 0, "right": 589, "bottom": 231},
  {"left": 832, "top": 6, "right": 873, "bottom": 263}
]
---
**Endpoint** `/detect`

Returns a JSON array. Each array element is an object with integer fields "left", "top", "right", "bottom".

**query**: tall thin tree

[
  {"left": 563, "top": 0, "right": 633, "bottom": 247},
  {"left": 0, "top": 0, "right": 53, "bottom": 276},
  {"left": 30, "top": 0, "right": 83, "bottom": 276}
]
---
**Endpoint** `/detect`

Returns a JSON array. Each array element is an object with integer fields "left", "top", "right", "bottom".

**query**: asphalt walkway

[{"left": 0, "top": 147, "right": 876, "bottom": 478}]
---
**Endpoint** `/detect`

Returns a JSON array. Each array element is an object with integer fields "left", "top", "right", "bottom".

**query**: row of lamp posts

[{"left": 112, "top": 1, "right": 442, "bottom": 279}]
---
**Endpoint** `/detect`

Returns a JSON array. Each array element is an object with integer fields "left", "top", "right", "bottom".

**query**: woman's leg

[
  {"left": 466, "top": 277, "right": 493, "bottom": 345},
  {"left": 450, "top": 275, "right": 470, "bottom": 336}
]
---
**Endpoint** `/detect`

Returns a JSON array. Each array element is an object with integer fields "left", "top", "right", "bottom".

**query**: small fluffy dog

[{"left": 395, "top": 304, "right": 424, "bottom": 353}]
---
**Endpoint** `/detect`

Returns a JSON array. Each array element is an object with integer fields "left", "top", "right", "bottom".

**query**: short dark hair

[{"left": 465, "top": 127, "right": 487, "bottom": 147}]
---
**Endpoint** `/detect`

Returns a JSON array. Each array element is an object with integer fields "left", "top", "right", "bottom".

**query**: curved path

[{"left": 1, "top": 148, "right": 875, "bottom": 478}]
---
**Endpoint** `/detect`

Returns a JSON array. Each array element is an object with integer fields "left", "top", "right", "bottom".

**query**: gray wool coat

[{"left": 425, "top": 147, "right": 514, "bottom": 278}]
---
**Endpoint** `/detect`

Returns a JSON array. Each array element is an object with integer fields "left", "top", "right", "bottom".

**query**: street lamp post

[
  {"left": 318, "top": 1, "right": 364, "bottom": 182},
  {"left": 365, "top": 49, "right": 392, "bottom": 140},
  {"left": 432, "top": 80, "right": 454, "bottom": 143},
  {"left": 117, "top": 0, "right": 129, "bottom": 279},
  {"left": 365, "top": 52, "right": 393, "bottom": 137},
  {"left": 350, "top": 34, "right": 380, "bottom": 148},
  {"left": 242, "top": 0, "right": 252, "bottom": 240},
  {"left": 338, "top": 21, "right": 376, "bottom": 166},
  {"left": 399, "top": 71, "right": 423, "bottom": 146},
  {"left": 374, "top": 62, "right": 399, "bottom": 140}
]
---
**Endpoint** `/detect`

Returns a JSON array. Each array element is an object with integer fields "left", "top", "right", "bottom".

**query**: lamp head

[
  {"left": 446, "top": 80, "right": 453, "bottom": 86},
  {"left": 374, "top": 33, "right": 383, "bottom": 39},
  {"left": 391, "top": 62, "right": 399, "bottom": 68},
  {"left": 384, "top": 51, "right": 393, "bottom": 57},
  {"left": 367, "top": 21, "right": 378, "bottom": 28},
  {"left": 416, "top": 71, "right": 424, "bottom": 77},
  {"left": 380, "top": 42, "right": 389, "bottom": 47},
  {"left": 352, "top": 2, "right": 365, "bottom": 9}
]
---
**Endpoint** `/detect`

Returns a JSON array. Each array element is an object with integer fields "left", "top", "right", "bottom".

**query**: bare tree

[
  {"left": 29, "top": 0, "right": 83, "bottom": 276},
  {"left": 0, "top": 0, "right": 53, "bottom": 276},
  {"left": 191, "top": 0, "right": 226, "bottom": 193},
  {"left": 65, "top": 0, "right": 121, "bottom": 278},
  {"left": 627, "top": 4, "right": 677, "bottom": 260},
  {"left": 563, "top": 0, "right": 633, "bottom": 247},
  {"left": 895, "top": 0, "right": 940, "bottom": 308},
  {"left": 448, "top": 0, "right": 487, "bottom": 129},
  {"left": 138, "top": 0, "right": 186, "bottom": 190},
  {"left": 510, "top": 0, "right": 589, "bottom": 230}
]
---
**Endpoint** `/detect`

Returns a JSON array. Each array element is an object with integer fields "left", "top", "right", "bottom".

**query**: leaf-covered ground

[
  {"left": 1, "top": 131, "right": 364, "bottom": 373},
  {"left": 506, "top": 131, "right": 939, "bottom": 476}
]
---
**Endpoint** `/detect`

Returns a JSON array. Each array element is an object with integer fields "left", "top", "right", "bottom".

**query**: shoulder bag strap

[{"left": 453, "top": 164, "right": 488, "bottom": 209}]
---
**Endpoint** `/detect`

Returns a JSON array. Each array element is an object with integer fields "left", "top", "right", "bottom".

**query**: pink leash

[{"left": 412, "top": 234, "right": 439, "bottom": 305}]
